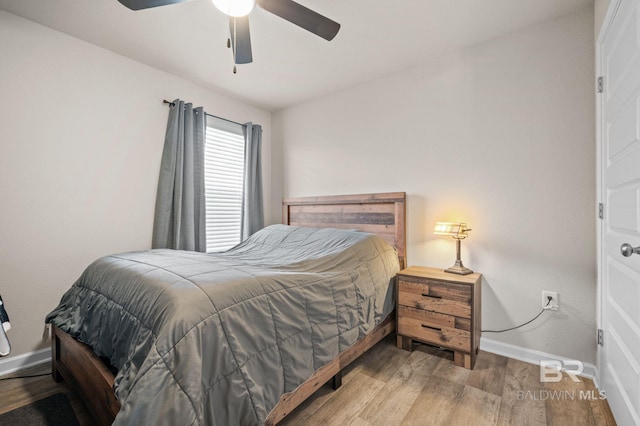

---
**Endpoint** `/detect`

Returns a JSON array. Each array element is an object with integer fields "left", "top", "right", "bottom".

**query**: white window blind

[{"left": 204, "top": 116, "right": 245, "bottom": 253}]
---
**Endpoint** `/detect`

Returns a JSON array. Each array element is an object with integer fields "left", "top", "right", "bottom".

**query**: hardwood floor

[
  {"left": 0, "top": 336, "right": 616, "bottom": 425},
  {"left": 0, "top": 363, "right": 92, "bottom": 425},
  {"left": 280, "top": 336, "right": 616, "bottom": 426}
]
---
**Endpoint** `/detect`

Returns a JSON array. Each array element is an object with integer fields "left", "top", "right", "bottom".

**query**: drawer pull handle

[
  {"left": 421, "top": 293, "right": 441, "bottom": 299},
  {"left": 421, "top": 324, "right": 442, "bottom": 332}
]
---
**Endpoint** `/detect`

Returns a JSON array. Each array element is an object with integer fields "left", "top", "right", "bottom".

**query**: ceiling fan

[{"left": 117, "top": 0, "right": 340, "bottom": 71}]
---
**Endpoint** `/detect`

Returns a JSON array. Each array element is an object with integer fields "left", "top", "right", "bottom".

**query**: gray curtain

[
  {"left": 152, "top": 99, "right": 206, "bottom": 252},
  {"left": 241, "top": 123, "right": 264, "bottom": 240}
]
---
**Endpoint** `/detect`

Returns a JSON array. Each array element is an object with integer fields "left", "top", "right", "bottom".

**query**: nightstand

[{"left": 396, "top": 266, "right": 482, "bottom": 369}]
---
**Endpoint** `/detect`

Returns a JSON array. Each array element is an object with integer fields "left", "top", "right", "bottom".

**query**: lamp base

[
  {"left": 445, "top": 239, "right": 473, "bottom": 275},
  {"left": 444, "top": 264, "right": 474, "bottom": 275}
]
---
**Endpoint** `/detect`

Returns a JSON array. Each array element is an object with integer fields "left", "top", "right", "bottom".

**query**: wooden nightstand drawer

[
  {"left": 398, "top": 276, "right": 471, "bottom": 303},
  {"left": 397, "top": 316, "right": 471, "bottom": 352},
  {"left": 397, "top": 280, "right": 471, "bottom": 318},
  {"left": 398, "top": 306, "right": 470, "bottom": 331}
]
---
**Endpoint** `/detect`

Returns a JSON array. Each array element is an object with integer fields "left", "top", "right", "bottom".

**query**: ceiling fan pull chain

[{"left": 232, "top": 17, "right": 238, "bottom": 74}]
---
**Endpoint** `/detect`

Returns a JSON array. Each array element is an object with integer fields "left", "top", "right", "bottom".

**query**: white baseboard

[
  {"left": 0, "top": 348, "right": 51, "bottom": 377},
  {"left": 480, "top": 337, "right": 600, "bottom": 388}
]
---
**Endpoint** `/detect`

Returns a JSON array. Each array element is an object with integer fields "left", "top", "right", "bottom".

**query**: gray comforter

[{"left": 46, "top": 225, "right": 399, "bottom": 425}]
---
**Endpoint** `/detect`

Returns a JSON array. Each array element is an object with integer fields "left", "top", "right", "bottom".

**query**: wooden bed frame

[{"left": 51, "top": 192, "right": 406, "bottom": 425}]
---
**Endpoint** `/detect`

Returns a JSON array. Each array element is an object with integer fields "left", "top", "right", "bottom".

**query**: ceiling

[{"left": 0, "top": 0, "right": 593, "bottom": 111}]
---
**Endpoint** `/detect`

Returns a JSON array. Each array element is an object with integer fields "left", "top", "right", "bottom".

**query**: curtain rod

[{"left": 162, "top": 100, "right": 244, "bottom": 127}]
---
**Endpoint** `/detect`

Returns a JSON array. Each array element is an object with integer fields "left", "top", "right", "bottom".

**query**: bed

[{"left": 48, "top": 192, "right": 406, "bottom": 425}]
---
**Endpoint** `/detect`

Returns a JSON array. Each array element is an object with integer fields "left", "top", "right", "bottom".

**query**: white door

[{"left": 599, "top": 0, "right": 640, "bottom": 424}]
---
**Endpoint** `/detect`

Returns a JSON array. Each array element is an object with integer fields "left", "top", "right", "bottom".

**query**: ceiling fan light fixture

[{"left": 212, "top": 0, "right": 255, "bottom": 17}]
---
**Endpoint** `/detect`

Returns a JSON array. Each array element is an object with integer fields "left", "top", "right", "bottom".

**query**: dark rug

[{"left": 0, "top": 393, "right": 80, "bottom": 426}]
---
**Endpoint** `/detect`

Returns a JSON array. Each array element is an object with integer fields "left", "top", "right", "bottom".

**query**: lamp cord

[{"left": 482, "top": 298, "right": 552, "bottom": 333}]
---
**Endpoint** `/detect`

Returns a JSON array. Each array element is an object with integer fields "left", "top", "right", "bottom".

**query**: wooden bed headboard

[{"left": 282, "top": 192, "right": 407, "bottom": 269}]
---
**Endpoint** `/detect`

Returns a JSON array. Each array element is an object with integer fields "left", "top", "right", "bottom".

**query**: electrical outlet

[{"left": 542, "top": 291, "right": 559, "bottom": 310}]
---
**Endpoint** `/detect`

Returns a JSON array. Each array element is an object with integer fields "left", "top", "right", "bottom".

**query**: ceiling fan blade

[
  {"left": 116, "top": 0, "right": 193, "bottom": 11},
  {"left": 229, "top": 16, "right": 253, "bottom": 64},
  {"left": 258, "top": 0, "right": 340, "bottom": 41}
]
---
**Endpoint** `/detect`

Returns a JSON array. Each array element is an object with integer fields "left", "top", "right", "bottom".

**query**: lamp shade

[
  {"left": 212, "top": 0, "right": 255, "bottom": 17},
  {"left": 433, "top": 222, "right": 469, "bottom": 239},
  {"left": 433, "top": 221, "right": 473, "bottom": 274}
]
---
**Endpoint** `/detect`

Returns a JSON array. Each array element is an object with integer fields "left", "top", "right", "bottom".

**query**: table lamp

[{"left": 433, "top": 222, "right": 473, "bottom": 275}]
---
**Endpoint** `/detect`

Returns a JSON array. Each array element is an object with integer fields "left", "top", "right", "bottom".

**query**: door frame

[{"left": 595, "top": 0, "right": 624, "bottom": 390}]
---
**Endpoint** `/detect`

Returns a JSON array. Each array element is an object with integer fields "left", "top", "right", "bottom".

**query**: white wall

[
  {"left": 595, "top": 0, "right": 612, "bottom": 38},
  {"left": 274, "top": 7, "right": 596, "bottom": 363},
  {"left": 0, "top": 10, "right": 272, "bottom": 358}
]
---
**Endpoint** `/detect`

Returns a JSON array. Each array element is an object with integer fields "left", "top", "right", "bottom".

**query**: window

[{"left": 204, "top": 116, "right": 245, "bottom": 253}]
